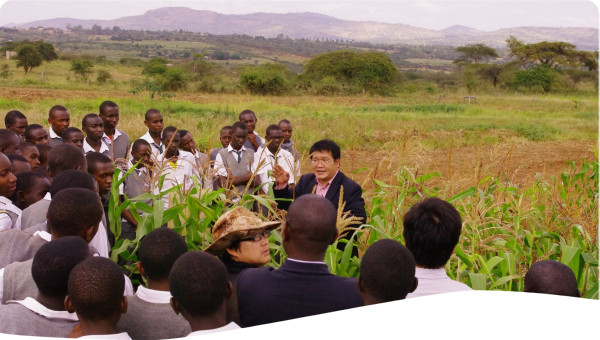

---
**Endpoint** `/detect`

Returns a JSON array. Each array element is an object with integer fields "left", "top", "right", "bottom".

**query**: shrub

[
  {"left": 240, "top": 63, "right": 291, "bottom": 95},
  {"left": 96, "top": 69, "right": 112, "bottom": 83}
]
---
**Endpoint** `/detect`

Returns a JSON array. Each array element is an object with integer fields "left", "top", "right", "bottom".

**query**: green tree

[
  {"left": 454, "top": 43, "right": 498, "bottom": 63},
  {"left": 34, "top": 41, "right": 58, "bottom": 62},
  {"left": 507, "top": 36, "right": 581, "bottom": 69},
  {"left": 15, "top": 44, "right": 42, "bottom": 74},
  {"left": 240, "top": 63, "right": 290, "bottom": 95},
  {"left": 513, "top": 64, "right": 558, "bottom": 93},
  {"left": 71, "top": 59, "right": 94, "bottom": 78}
]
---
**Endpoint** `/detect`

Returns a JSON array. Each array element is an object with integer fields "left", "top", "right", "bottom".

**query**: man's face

[
  {"left": 2, "top": 135, "right": 20, "bottom": 155},
  {"left": 64, "top": 132, "right": 84, "bottom": 150},
  {"left": 266, "top": 129, "right": 283, "bottom": 154},
  {"left": 8, "top": 118, "right": 28, "bottom": 138},
  {"left": 220, "top": 129, "right": 232, "bottom": 148},
  {"left": 163, "top": 132, "right": 180, "bottom": 158},
  {"left": 22, "top": 176, "right": 50, "bottom": 208},
  {"left": 310, "top": 150, "right": 340, "bottom": 184},
  {"left": 100, "top": 106, "right": 119, "bottom": 131},
  {"left": 0, "top": 154, "right": 17, "bottom": 197},
  {"left": 131, "top": 144, "right": 152, "bottom": 168},
  {"left": 28, "top": 129, "right": 49, "bottom": 145},
  {"left": 83, "top": 117, "right": 104, "bottom": 141},
  {"left": 230, "top": 127, "right": 248, "bottom": 151},
  {"left": 48, "top": 110, "right": 70, "bottom": 135},
  {"left": 240, "top": 113, "right": 257, "bottom": 134},
  {"left": 21, "top": 145, "right": 40, "bottom": 171},
  {"left": 92, "top": 162, "right": 115, "bottom": 195},
  {"left": 179, "top": 132, "right": 196, "bottom": 153},
  {"left": 279, "top": 122, "right": 293, "bottom": 143},
  {"left": 144, "top": 113, "right": 164, "bottom": 135}
]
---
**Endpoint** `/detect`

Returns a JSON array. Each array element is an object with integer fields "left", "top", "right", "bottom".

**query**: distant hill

[{"left": 11, "top": 7, "right": 598, "bottom": 50}]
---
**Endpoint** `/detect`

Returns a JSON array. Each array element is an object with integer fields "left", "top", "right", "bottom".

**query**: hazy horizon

[{"left": 0, "top": 0, "right": 598, "bottom": 31}]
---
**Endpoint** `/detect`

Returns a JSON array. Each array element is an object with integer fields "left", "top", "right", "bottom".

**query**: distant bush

[
  {"left": 96, "top": 69, "right": 112, "bottom": 83},
  {"left": 240, "top": 63, "right": 292, "bottom": 95},
  {"left": 513, "top": 64, "right": 558, "bottom": 93}
]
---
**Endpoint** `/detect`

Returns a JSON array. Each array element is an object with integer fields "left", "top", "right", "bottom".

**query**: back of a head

[
  {"left": 50, "top": 169, "right": 97, "bottom": 197},
  {"left": 169, "top": 251, "right": 228, "bottom": 318},
  {"left": 48, "top": 143, "right": 86, "bottom": 177},
  {"left": 402, "top": 197, "right": 462, "bottom": 268},
  {"left": 16, "top": 170, "right": 47, "bottom": 194},
  {"left": 68, "top": 257, "right": 124, "bottom": 321},
  {"left": 524, "top": 260, "right": 580, "bottom": 297},
  {"left": 139, "top": 228, "right": 188, "bottom": 281},
  {"left": 32, "top": 236, "right": 90, "bottom": 297},
  {"left": 286, "top": 194, "right": 338, "bottom": 256},
  {"left": 360, "top": 239, "right": 416, "bottom": 303},
  {"left": 48, "top": 188, "right": 103, "bottom": 238}
]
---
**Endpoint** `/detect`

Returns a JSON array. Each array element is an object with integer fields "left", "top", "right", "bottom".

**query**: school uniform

[
  {"left": 0, "top": 297, "right": 78, "bottom": 337},
  {"left": 48, "top": 127, "right": 62, "bottom": 147},
  {"left": 0, "top": 229, "right": 47, "bottom": 269},
  {"left": 131, "top": 130, "right": 163, "bottom": 161},
  {"left": 186, "top": 322, "right": 240, "bottom": 337},
  {"left": 154, "top": 151, "right": 196, "bottom": 208},
  {"left": 214, "top": 145, "right": 255, "bottom": 195},
  {"left": 0, "top": 196, "right": 22, "bottom": 231},
  {"left": 103, "top": 129, "right": 130, "bottom": 160},
  {"left": 281, "top": 139, "right": 302, "bottom": 178},
  {"left": 252, "top": 146, "right": 295, "bottom": 194},
  {"left": 83, "top": 137, "right": 112, "bottom": 158},
  {"left": 242, "top": 131, "right": 264, "bottom": 152},
  {"left": 116, "top": 286, "right": 191, "bottom": 339}
]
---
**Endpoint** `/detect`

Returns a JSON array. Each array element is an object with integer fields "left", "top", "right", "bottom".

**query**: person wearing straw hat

[{"left": 206, "top": 206, "right": 280, "bottom": 325}]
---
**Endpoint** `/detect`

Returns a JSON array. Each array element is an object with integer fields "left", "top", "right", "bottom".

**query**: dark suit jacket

[
  {"left": 236, "top": 259, "right": 364, "bottom": 327},
  {"left": 273, "top": 171, "right": 366, "bottom": 225}
]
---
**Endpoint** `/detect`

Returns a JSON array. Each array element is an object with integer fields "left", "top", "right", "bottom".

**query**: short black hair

[
  {"left": 48, "top": 188, "right": 103, "bottom": 238},
  {"left": 47, "top": 144, "right": 86, "bottom": 178},
  {"left": 82, "top": 113, "right": 100, "bottom": 128},
  {"left": 86, "top": 152, "right": 112, "bottom": 175},
  {"left": 403, "top": 197, "right": 462, "bottom": 268},
  {"left": 278, "top": 119, "right": 291, "bottom": 125},
  {"left": 139, "top": 228, "right": 188, "bottom": 281},
  {"left": 169, "top": 251, "right": 229, "bottom": 317},
  {"left": 220, "top": 126, "right": 233, "bottom": 133},
  {"left": 99, "top": 100, "right": 118, "bottom": 115},
  {"left": 162, "top": 126, "right": 178, "bottom": 137},
  {"left": 144, "top": 108, "right": 162, "bottom": 121},
  {"left": 68, "top": 257, "right": 124, "bottom": 321},
  {"left": 360, "top": 239, "right": 416, "bottom": 302},
  {"left": 49, "top": 105, "right": 68, "bottom": 118},
  {"left": 62, "top": 127, "right": 83, "bottom": 140},
  {"left": 131, "top": 138, "right": 150, "bottom": 152},
  {"left": 309, "top": 139, "right": 341, "bottom": 161},
  {"left": 25, "top": 124, "right": 45, "bottom": 140},
  {"left": 0, "top": 129, "right": 19, "bottom": 151},
  {"left": 286, "top": 194, "right": 337, "bottom": 255},
  {"left": 177, "top": 129, "right": 189, "bottom": 138},
  {"left": 35, "top": 144, "right": 52, "bottom": 165},
  {"left": 524, "top": 260, "right": 580, "bottom": 297},
  {"left": 50, "top": 169, "right": 97, "bottom": 197},
  {"left": 32, "top": 236, "right": 90, "bottom": 297},
  {"left": 5, "top": 110, "right": 27, "bottom": 127},
  {"left": 265, "top": 124, "right": 281, "bottom": 137},
  {"left": 8, "top": 153, "right": 28, "bottom": 164},
  {"left": 231, "top": 121, "right": 247, "bottom": 132},
  {"left": 239, "top": 109, "right": 256, "bottom": 120},
  {"left": 18, "top": 142, "right": 36, "bottom": 153},
  {"left": 15, "top": 170, "right": 47, "bottom": 198}
]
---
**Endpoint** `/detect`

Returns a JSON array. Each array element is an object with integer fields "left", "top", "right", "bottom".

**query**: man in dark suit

[
  {"left": 271, "top": 139, "right": 366, "bottom": 232},
  {"left": 236, "top": 194, "right": 363, "bottom": 327}
]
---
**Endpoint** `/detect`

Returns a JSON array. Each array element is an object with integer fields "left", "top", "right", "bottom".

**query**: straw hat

[{"left": 205, "top": 207, "right": 281, "bottom": 255}]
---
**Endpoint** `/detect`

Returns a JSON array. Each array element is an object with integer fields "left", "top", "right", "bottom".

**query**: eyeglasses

[
  {"left": 240, "top": 230, "right": 271, "bottom": 242},
  {"left": 310, "top": 158, "right": 334, "bottom": 165}
]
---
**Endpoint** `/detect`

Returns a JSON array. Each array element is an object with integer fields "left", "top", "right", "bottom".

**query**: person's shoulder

[
  {"left": 237, "top": 266, "right": 274, "bottom": 284},
  {"left": 117, "top": 129, "right": 129, "bottom": 137},
  {"left": 0, "top": 228, "right": 34, "bottom": 241},
  {"left": 338, "top": 171, "right": 362, "bottom": 189}
]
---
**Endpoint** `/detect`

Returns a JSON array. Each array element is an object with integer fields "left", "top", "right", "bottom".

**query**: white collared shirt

[
  {"left": 252, "top": 146, "right": 295, "bottom": 194},
  {"left": 48, "top": 126, "right": 61, "bottom": 140},
  {"left": 286, "top": 258, "right": 326, "bottom": 265},
  {"left": 135, "top": 285, "right": 172, "bottom": 304},
  {"left": 133, "top": 130, "right": 164, "bottom": 161},
  {"left": 8, "top": 297, "right": 78, "bottom": 321},
  {"left": 186, "top": 322, "right": 240, "bottom": 337},
  {"left": 407, "top": 267, "right": 472, "bottom": 298},
  {"left": 213, "top": 145, "right": 252, "bottom": 177},
  {"left": 102, "top": 129, "right": 123, "bottom": 146},
  {"left": 0, "top": 196, "right": 22, "bottom": 231},
  {"left": 83, "top": 137, "right": 110, "bottom": 154}
]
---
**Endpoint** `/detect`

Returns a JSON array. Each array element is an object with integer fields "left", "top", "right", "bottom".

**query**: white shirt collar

[
  {"left": 227, "top": 144, "right": 246, "bottom": 153},
  {"left": 127, "top": 161, "right": 147, "bottom": 175},
  {"left": 135, "top": 286, "right": 172, "bottom": 304},
  {"left": 83, "top": 138, "right": 110, "bottom": 154},
  {"left": 187, "top": 322, "right": 240, "bottom": 336},
  {"left": 48, "top": 126, "right": 60, "bottom": 139},
  {"left": 415, "top": 267, "right": 451, "bottom": 278},
  {"left": 33, "top": 230, "right": 51, "bottom": 242},
  {"left": 287, "top": 258, "right": 326, "bottom": 265},
  {"left": 8, "top": 297, "right": 78, "bottom": 321},
  {"left": 141, "top": 130, "right": 163, "bottom": 147},
  {"left": 102, "top": 129, "right": 123, "bottom": 145},
  {"left": 43, "top": 192, "right": 51, "bottom": 200},
  {"left": 0, "top": 196, "right": 21, "bottom": 214}
]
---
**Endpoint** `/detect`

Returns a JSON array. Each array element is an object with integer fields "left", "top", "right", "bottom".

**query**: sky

[{"left": 0, "top": 0, "right": 597, "bottom": 31}]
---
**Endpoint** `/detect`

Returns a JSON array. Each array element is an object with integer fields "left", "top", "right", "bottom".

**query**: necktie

[
  {"left": 155, "top": 144, "right": 163, "bottom": 154},
  {"left": 235, "top": 150, "right": 242, "bottom": 163}
]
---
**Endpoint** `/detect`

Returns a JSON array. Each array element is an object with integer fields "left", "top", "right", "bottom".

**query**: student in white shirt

[
  {"left": 253, "top": 124, "right": 295, "bottom": 195},
  {"left": 0, "top": 152, "right": 19, "bottom": 230},
  {"left": 239, "top": 109, "right": 264, "bottom": 152}
]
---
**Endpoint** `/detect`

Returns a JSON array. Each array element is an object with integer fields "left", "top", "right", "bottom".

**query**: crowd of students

[{"left": 0, "top": 102, "right": 581, "bottom": 338}]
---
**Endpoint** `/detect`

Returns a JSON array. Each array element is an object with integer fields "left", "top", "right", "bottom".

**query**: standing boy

[
  {"left": 0, "top": 152, "right": 20, "bottom": 230},
  {"left": 136, "top": 109, "right": 164, "bottom": 160},
  {"left": 18, "top": 142, "right": 41, "bottom": 171},
  {"left": 209, "top": 125, "right": 233, "bottom": 163},
  {"left": 24, "top": 124, "right": 49, "bottom": 145},
  {"left": 82, "top": 114, "right": 111, "bottom": 157},
  {"left": 239, "top": 109, "right": 264, "bottom": 152},
  {"left": 4, "top": 110, "right": 28, "bottom": 140},
  {"left": 47, "top": 105, "right": 70, "bottom": 147},
  {"left": 253, "top": 124, "right": 295, "bottom": 194},
  {"left": 99, "top": 101, "right": 130, "bottom": 160},
  {"left": 278, "top": 119, "right": 301, "bottom": 179},
  {"left": 61, "top": 127, "right": 85, "bottom": 150}
]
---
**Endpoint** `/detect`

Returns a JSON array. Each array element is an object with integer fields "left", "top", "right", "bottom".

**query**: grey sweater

[
  {"left": 0, "top": 229, "right": 47, "bottom": 269},
  {"left": 0, "top": 301, "right": 78, "bottom": 337}
]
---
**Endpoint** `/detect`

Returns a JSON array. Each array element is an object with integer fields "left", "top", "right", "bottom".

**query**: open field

[{"left": 1, "top": 86, "right": 597, "bottom": 297}]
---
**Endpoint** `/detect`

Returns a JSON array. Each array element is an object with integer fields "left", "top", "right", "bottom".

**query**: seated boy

[
  {"left": 169, "top": 251, "right": 240, "bottom": 335},
  {"left": 62, "top": 127, "right": 85, "bottom": 151},
  {"left": 117, "top": 228, "right": 191, "bottom": 339},
  {"left": 18, "top": 142, "right": 41, "bottom": 171},
  {"left": 13, "top": 171, "right": 50, "bottom": 211},
  {"left": 0, "top": 236, "right": 90, "bottom": 337},
  {"left": 358, "top": 239, "right": 418, "bottom": 305},
  {"left": 65, "top": 257, "right": 129, "bottom": 339},
  {"left": 0, "top": 152, "right": 20, "bottom": 231}
]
